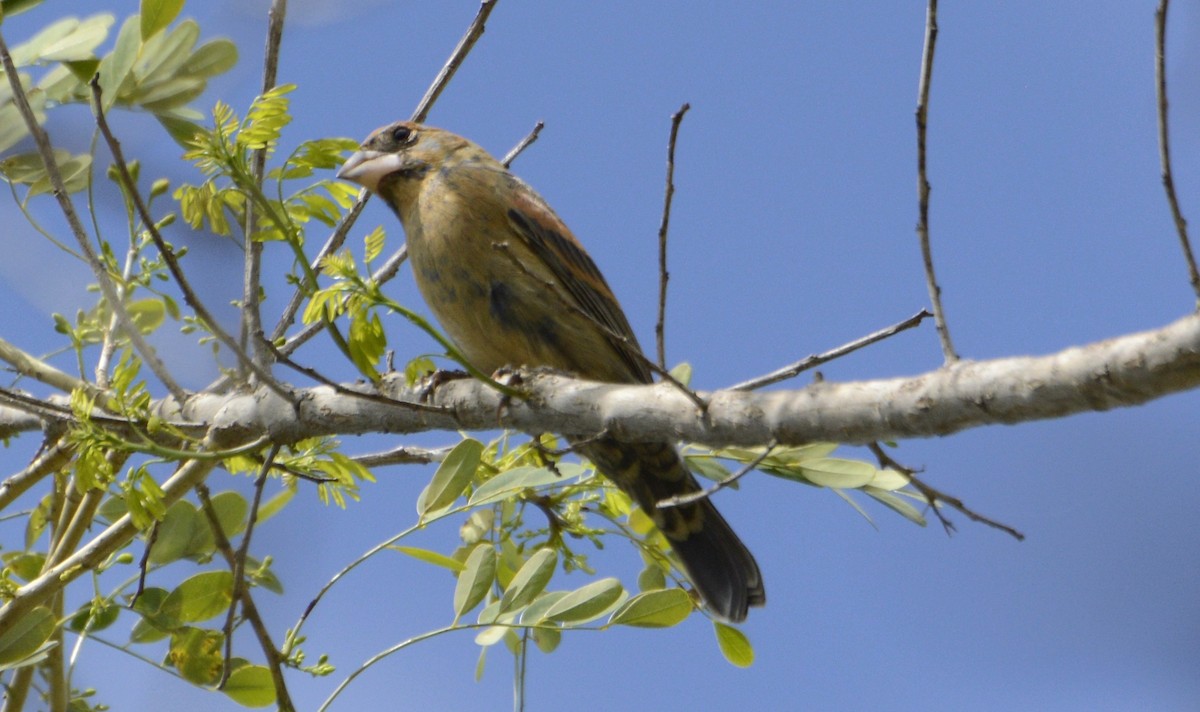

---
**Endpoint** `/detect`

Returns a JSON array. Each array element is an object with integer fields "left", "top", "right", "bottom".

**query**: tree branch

[
  {"left": 0, "top": 32, "right": 187, "bottom": 402},
  {"left": 656, "top": 103, "right": 689, "bottom": 370},
  {"left": 1154, "top": 0, "right": 1200, "bottom": 304},
  {"left": 915, "top": 0, "right": 958, "bottom": 362}
]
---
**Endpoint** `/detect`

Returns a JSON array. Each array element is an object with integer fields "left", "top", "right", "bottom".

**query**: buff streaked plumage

[{"left": 338, "top": 121, "right": 764, "bottom": 621}]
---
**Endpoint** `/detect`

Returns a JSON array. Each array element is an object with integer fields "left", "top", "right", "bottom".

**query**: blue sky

[{"left": 2, "top": 1, "right": 1198, "bottom": 710}]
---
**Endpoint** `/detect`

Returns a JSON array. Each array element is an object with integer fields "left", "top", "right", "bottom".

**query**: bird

[{"left": 337, "top": 121, "right": 764, "bottom": 622}]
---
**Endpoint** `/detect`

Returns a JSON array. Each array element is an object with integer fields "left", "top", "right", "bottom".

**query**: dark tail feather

[{"left": 577, "top": 437, "right": 765, "bottom": 622}]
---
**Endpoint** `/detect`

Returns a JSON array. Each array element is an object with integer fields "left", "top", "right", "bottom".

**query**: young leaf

[
  {"left": 0, "top": 605, "right": 54, "bottom": 665},
  {"left": 97, "top": 14, "right": 139, "bottom": 111},
  {"left": 609, "top": 588, "right": 692, "bottom": 628},
  {"left": 453, "top": 544, "right": 497, "bottom": 619},
  {"left": 468, "top": 466, "right": 564, "bottom": 506},
  {"left": 797, "top": 457, "right": 877, "bottom": 488},
  {"left": 392, "top": 545, "right": 464, "bottom": 573},
  {"left": 542, "top": 577, "right": 626, "bottom": 625},
  {"left": 416, "top": 438, "right": 483, "bottom": 517},
  {"left": 140, "top": 0, "right": 183, "bottom": 40},
  {"left": 223, "top": 664, "right": 277, "bottom": 707},
  {"left": 161, "top": 570, "right": 234, "bottom": 624},
  {"left": 714, "top": 622, "right": 754, "bottom": 667},
  {"left": 498, "top": 547, "right": 557, "bottom": 614}
]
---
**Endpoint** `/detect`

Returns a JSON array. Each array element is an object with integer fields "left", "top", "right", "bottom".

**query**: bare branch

[
  {"left": 729, "top": 309, "right": 931, "bottom": 391},
  {"left": 915, "top": 0, "right": 958, "bottom": 363},
  {"left": 241, "top": 0, "right": 292, "bottom": 369},
  {"left": 410, "top": 0, "right": 500, "bottom": 123},
  {"left": 502, "top": 121, "right": 545, "bottom": 167},
  {"left": 867, "top": 442, "right": 1024, "bottom": 540},
  {"left": 656, "top": 103, "right": 689, "bottom": 370},
  {"left": 1154, "top": 0, "right": 1200, "bottom": 304}
]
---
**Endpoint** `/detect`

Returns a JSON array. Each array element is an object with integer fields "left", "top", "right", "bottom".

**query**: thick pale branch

[
  {"left": 2, "top": 314, "right": 1197, "bottom": 450},
  {"left": 165, "top": 311, "right": 1200, "bottom": 445}
]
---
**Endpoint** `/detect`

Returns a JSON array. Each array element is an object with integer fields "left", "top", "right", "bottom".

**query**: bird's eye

[{"left": 391, "top": 125, "right": 415, "bottom": 144}]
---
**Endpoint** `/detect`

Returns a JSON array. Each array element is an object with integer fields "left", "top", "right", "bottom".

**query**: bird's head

[{"left": 337, "top": 121, "right": 478, "bottom": 203}]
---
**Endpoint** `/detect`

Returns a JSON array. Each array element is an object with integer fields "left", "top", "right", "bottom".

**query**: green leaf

[
  {"left": 127, "top": 297, "right": 166, "bottom": 333},
  {"left": 362, "top": 225, "right": 386, "bottom": 263},
  {"left": 0, "top": 605, "right": 54, "bottom": 665},
  {"left": 134, "top": 76, "right": 206, "bottom": 111},
  {"left": 499, "top": 547, "right": 557, "bottom": 614},
  {"left": 468, "top": 466, "right": 565, "bottom": 506},
  {"left": 38, "top": 14, "right": 114, "bottom": 62},
  {"left": 162, "top": 570, "right": 234, "bottom": 624},
  {"left": 541, "top": 578, "right": 626, "bottom": 625},
  {"left": 238, "top": 83, "right": 296, "bottom": 150},
  {"left": 518, "top": 590, "right": 568, "bottom": 624},
  {"left": 453, "top": 544, "right": 497, "bottom": 619},
  {"left": 714, "top": 621, "right": 754, "bottom": 667},
  {"left": 609, "top": 588, "right": 692, "bottom": 628},
  {"left": 180, "top": 38, "right": 238, "bottom": 78},
  {"left": 68, "top": 600, "right": 120, "bottom": 633},
  {"left": 134, "top": 17, "right": 198, "bottom": 85},
  {"left": 668, "top": 361, "right": 692, "bottom": 386},
  {"left": 256, "top": 487, "right": 294, "bottom": 523},
  {"left": 168, "top": 627, "right": 223, "bottom": 685},
  {"left": 416, "top": 438, "right": 482, "bottom": 517},
  {"left": 98, "top": 14, "right": 140, "bottom": 111},
  {"left": 209, "top": 490, "right": 249, "bottom": 539},
  {"left": 863, "top": 486, "right": 928, "bottom": 526},
  {"left": 531, "top": 626, "right": 561, "bottom": 653},
  {"left": 140, "top": 0, "right": 183, "bottom": 40},
  {"left": 832, "top": 487, "right": 877, "bottom": 530},
  {"left": 148, "top": 500, "right": 203, "bottom": 565},
  {"left": 223, "top": 664, "right": 277, "bottom": 707},
  {"left": 391, "top": 545, "right": 464, "bottom": 573},
  {"left": 798, "top": 457, "right": 878, "bottom": 488},
  {"left": 0, "top": 0, "right": 44, "bottom": 21},
  {"left": 869, "top": 468, "right": 911, "bottom": 491}
]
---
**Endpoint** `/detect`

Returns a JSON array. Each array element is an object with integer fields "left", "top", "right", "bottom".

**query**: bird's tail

[{"left": 577, "top": 436, "right": 765, "bottom": 622}]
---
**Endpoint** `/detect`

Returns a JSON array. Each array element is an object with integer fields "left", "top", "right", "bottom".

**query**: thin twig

[
  {"left": 729, "top": 309, "right": 932, "bottom": 391},
  {"left": 0, "top": 33, "right": 188, "bottom": 402},
  {"left": 656, "top": 103, "right": 689, "bottom": 370},
  {"left": 96, "top": 239, "right": 141, "bottom": 388},
  {"left": 273, "top": 243, "right": 407, "bottom": 358},
  {"left": 196, "top": 479, "right": 295, "bottom": 711},
  {"left": 410, "top": 0, "right": 500, "bottom": 123},
  {"left": 502, "top": 121, "right": 545, "bottom": 167},
  {"left": 915, "top": 0, "right": 958, "bottom": 363},
  {"left": 658, "top": 441, "right": 775, "bottom": 508},
  {"left": 241, "top": 0, "right": 291, "bottom": 369},
  {"left": 89, "top": 78, "right": 294, "bottom": 404},
  {"left": 1154, "top": 0, "right": 1200, "bottom": 304},
  {"left": 266, "top": 341, "right": 449, "bottom": 414},
  {"left": 131, "top": 522, "right": 159, "bottom": 606},
  {"left": 867, "top": 442, "right": 1025, "bottom": 541},
  {"left": 268, "top": 196, "right": 369, "bottom": 344}
]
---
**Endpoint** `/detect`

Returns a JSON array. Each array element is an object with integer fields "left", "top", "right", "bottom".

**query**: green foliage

[{"left": 0, "top": 3, "right": 935, "bottom": 709}]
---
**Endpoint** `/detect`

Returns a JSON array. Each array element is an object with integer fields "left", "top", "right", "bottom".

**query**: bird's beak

[{"left": 337, "top": 149, "right": 404, "bottom": 192}]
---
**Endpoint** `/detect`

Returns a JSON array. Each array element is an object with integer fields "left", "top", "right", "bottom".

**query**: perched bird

[{"left": 338, "top": 121, "right": 765, "bottom": 621}]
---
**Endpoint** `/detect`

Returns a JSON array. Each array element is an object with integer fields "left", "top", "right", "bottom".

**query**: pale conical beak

[{"left": 336, "top": 150, "right": 403, "bottom": 192}]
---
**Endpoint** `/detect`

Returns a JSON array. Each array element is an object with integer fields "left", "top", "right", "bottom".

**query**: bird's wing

[{"left": 503, "top": 177, "right": 654, "bottom": 384}]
